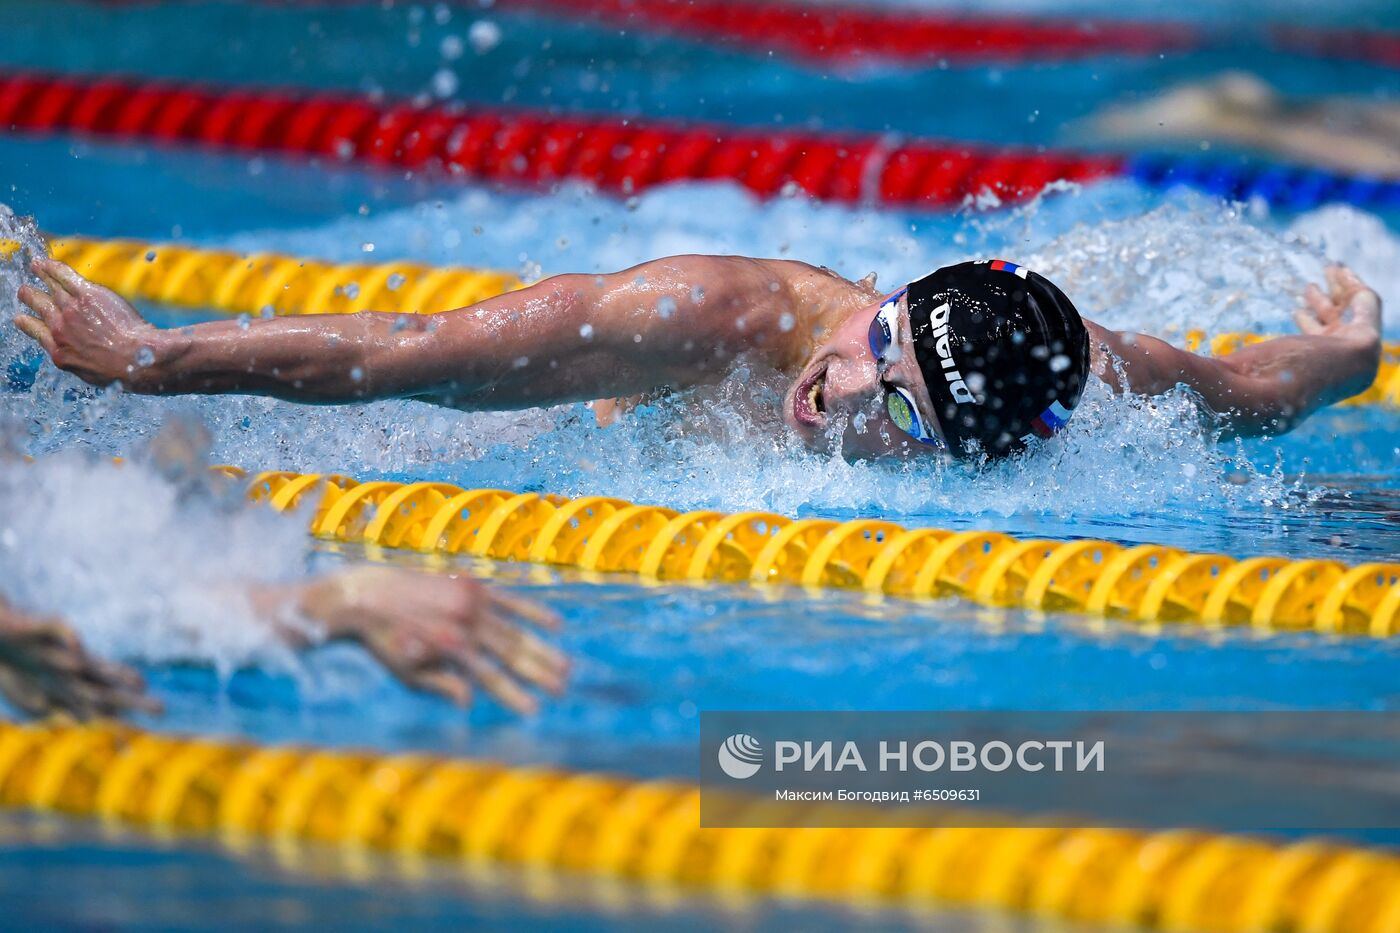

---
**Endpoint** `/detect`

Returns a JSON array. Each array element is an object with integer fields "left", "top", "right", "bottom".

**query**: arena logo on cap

[
  {"left": 927, "top": 300, "right": 977, "bottom": 405},
  {"left": 985, "top": 259, "right": 1030, "bottom": 279}
]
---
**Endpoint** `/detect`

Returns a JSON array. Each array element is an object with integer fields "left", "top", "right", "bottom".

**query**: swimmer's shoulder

[{"left": 764, "top": 261, "right": 880, "bottom": 322}]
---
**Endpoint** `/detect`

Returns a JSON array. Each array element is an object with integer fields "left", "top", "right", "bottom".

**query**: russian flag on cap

[
  {"left": 1029, "top": 400, "right": 1073, "bottom": 439},
  {"left": 988, "top": 259, "right": 1029, "bottom": 279}
]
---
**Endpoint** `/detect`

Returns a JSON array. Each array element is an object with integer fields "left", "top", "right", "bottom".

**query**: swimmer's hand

[
  {"left": 299, "top": 567, "right": 568, "bottom": 715},
  {"left": 14, "top": 258, "right": 156, "bottom": 388},
  {"left": 0, "top": 604, "right": 162, "bottom": 721},
  {"left": 1293, "top": 264, "right": 1382, "bottom": 347}
]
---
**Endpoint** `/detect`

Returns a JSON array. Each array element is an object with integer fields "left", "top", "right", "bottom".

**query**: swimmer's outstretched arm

[
  {"left": 1089, "top": 265, "right": 1382, "bottom": 436},
  {"left": 16, "top": 255, "right": 807, "bottom": 409}
]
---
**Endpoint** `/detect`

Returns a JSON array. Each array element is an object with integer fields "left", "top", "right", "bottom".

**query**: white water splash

[{"left": 0, "top": 439, "right": 303, "bottom": 674}]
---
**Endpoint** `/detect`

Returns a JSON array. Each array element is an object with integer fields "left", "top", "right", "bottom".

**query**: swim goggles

[{"left": 867, "top": 288, "right": 945, "bottom": 450}]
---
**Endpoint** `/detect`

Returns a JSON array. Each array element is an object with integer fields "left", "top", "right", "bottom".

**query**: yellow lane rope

[
  {"left": 28, "top": 235, "right": 1400, "bottom": 407},
  {"left": 1, "top": 720, "right": 1395, "bottom": 933},
  {"left": 46, "top": 236, "right": 523, "bottom": 317},
  {"left": 218, "top": 467, "right": 1400, "bottom": 636}
]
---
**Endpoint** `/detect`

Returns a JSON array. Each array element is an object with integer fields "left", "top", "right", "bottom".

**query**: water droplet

[
  {"left": 134, "top": 347, "right": 154, "bottom": 367},
  {"left": 387, "top": 273, "right": 406, "bottom": 291},
  {"left": 512, "top": 356, "right": 529, "bottom": 369},
  {"left": 360, "top": 242, "right": 375, "bottom": 253},
  {"left": 469, "top": 19, "right": 502, "bottom": 53},
  {"left": 579, "top": 323, "right": 594, "bottom": 339},
  {"left": 657, "top": 296, "right": 676, "bottom": 319},
  {"left": 440, "top": 34, "right": 464, "bottom": 60},
  {"left": 144, "top": 250, "right": 157, "bottom": 263},
  {"left": 432, "top": 69, "right": 459, "bottom": 98},
  {"left": 1050, "top": 354, "right": 1070, "bottom": 373},
  {"left": 778, "top": 312, "right": 795, "bottom": 332},
  {"left": 237, "top": 314, "right": 251, "bottom": 331},
  {"left": 350, "top": 366, "right": 365, "bottom": 383},
  {"left": 690, "top": 285, "right": 705, "bottom": 303},
  {"left": 343, "top": 282, "right": 361, "bottom": 300}
]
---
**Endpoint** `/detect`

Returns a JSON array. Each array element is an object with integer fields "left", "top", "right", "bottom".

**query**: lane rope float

[
  {"left": 0, "top": 70, "right": 1118, "bottom": 210},
  {"left": 0, "top": 720, "right": 1395, "bottom": 933},
  {"left": 1270, "top": 25, "right": 1400, "bottom": 70},
  {"left": 514, "top": 0, "right": 1400, "bottom": 74},
  {"left": 220, "top": 467, "right": 1400, "bottom": 637},
  {"left": 6, "top": 70, "right": 1398, "bottom": 212},
  {"left": 45, "top": 236, "right": 522, "bottom": 317},
  {"left": 495, "top": 0, "right": 1202, "bottom": 64},
  {"left": 37, "top": 235, "right": 1400, "bottom": 407}
]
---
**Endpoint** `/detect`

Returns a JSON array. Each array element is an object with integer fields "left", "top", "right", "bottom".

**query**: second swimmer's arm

[{"left": 17, "top": 255, "right": 801, "bottom": 409}]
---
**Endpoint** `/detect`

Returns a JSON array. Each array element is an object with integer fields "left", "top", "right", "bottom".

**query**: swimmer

[
  {"left": 13, "top": 250, "right": 1383, "bottom": 461},
  {"left": 0, "top": 566, "right": 567, "bottom": 720},
  {"left": 1081, "top": 71, "right": 1400, "bottom": 179}
]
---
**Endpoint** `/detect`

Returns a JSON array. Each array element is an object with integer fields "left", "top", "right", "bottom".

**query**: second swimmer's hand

[
  {"left": 303, "top": 567, "right": 568, "bottom": 715},
  {"left": 15, "top": 258, "right": 158, "bottom": 388},
  {"left": 0, "top": 609, "right": 162, "bottom": 721}
]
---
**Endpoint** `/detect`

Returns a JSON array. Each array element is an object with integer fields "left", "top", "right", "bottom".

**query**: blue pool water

[{"left": 2, "top": 1, "right": 1400, "bottom": 928}]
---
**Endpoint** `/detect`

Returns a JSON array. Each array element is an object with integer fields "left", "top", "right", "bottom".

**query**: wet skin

[{"left": 15, "top": 253, "right": 1384, "bottom": 458}]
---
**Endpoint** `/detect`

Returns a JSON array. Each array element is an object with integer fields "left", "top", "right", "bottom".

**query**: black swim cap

[{"left": 906, "top": 260, "right": 1089, "bottom": 459}]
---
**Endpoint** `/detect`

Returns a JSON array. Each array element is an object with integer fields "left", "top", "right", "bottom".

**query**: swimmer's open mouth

[{"left": 791, "top": 364, "right": 827, "bottom": 428}]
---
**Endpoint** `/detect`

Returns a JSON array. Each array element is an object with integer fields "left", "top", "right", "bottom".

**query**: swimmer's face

[{"left": 782, "top": 292, "right": 947, "bottom": 461}]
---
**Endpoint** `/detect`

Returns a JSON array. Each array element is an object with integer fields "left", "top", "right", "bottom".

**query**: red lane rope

[
  {"left": 0, "top": 71, "right": 1123, "bottom": 209},
  {"left": 508, "top": 1, "right": 1400, "bottom": 71},
  {"left": 1271, "top": 25, "right": 1400, "bottom": 69},
  {"left": 506, "top": 0, "right": 1201, "bottom": 63}
]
